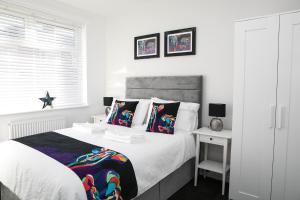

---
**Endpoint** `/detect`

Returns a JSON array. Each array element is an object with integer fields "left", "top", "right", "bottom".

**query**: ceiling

[{"left": 54, "top": 0, "right": 163, "bottom": 16}]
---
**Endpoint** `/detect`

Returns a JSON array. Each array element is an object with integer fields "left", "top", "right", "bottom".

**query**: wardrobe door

[
  {"left": 229, "top": 16, "right": 279, "bottom": 200},
  {"left": 272, "top": 11, "right": 300, "bottom": 200}
]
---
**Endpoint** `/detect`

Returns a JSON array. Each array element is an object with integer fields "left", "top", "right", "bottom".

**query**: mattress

[{"left": 0, "top": 124, "right": 196, "bottom": 200}]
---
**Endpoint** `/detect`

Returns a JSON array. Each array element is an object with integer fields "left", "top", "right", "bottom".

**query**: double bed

[{"left": 0, "top": 76, "right": 203, "bottom": 200}]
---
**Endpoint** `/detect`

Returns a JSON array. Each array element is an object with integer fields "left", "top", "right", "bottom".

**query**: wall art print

[
  {"left": 134, "top": 33, "right": 160, "bottom": 59},
  {"left": 164, "top": 27, "right": 196, "bottom": 57}
]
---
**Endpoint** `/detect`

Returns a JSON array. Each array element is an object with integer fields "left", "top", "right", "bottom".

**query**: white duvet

[{"left": 0, "top": 124, "right": 196, "bottom": 200}]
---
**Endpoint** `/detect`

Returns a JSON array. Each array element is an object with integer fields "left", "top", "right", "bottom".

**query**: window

[{"left": 0, "top": 7, "right": 85, "bottom": 115}]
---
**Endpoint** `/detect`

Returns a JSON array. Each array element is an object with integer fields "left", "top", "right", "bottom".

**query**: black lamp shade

[
  {"left": 103, "top": 97, "right": 113, "bottom": 106},
  {"left": 209, "top": 103, "right": 226, "bottom": 117}
]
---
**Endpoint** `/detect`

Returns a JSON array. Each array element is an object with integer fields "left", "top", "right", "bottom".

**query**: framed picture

[
  {"left": 134, "top": 33, "right": 160, "bottom": 59},
  {"left": 164, "top": 27, "right": 196, "bottom": 57}
]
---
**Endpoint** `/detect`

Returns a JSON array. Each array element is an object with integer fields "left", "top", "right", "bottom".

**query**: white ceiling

[{"left": 54, "top": 0, "right": 162, "bottom": 16}]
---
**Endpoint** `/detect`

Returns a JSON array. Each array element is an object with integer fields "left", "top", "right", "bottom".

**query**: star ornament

[{"left": 39, "top": 91, "right": 56, "bottom": 109}]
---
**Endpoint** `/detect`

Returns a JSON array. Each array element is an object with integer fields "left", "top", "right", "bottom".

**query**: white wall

[
  {"left": 105, "top": 0, "right": 300, "bottom": 130},
  {"left": 104, "top": 0, "right": 300, "bottom": 162},
  {"left": 0, "top": 0, "right": 106, "bottom": 141}
]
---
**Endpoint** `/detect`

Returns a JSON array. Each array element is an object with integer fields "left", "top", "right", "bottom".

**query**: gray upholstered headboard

[{"left": 125, "top": 76, "right": 203, "bottom": 128}]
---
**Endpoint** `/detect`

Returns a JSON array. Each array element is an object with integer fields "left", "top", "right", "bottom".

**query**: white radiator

[{"left": 8, "top": 116, "right": 66, "bottom": 139}]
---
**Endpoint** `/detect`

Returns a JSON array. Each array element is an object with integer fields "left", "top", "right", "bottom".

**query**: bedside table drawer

[{"left": 199, "top": 135, "right": 225, "bottom": 145}]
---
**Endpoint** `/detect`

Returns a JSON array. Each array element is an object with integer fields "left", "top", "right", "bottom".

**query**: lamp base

[
  {"left": 105, "top": 107, "right": 111, "bottom": 116},
  {"left": 209, "top": 118, "right": 223, "bottom": 131}
]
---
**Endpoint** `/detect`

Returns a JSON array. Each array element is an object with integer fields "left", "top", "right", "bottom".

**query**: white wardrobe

[{"left": 230, "top": 10, "right": 300, "bottom": 200}]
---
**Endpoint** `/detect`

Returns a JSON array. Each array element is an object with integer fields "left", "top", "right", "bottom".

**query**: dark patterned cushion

[
  {"left": 108, "top": 100, "right": 139, "bottom": 127},
  {"left": 146, "top": 102, "right": 180, "bottom": 134}
]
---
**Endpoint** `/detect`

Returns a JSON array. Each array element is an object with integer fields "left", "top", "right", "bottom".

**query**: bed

[{"left": 0, "top": 75, "right": 203, "bottom": 200}]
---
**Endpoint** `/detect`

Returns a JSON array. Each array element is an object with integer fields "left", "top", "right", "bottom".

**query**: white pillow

[
  {"left": 146, "top": 97, "right": 200, "bottom": 132},
  {"left": 106, "top": 98, "right": 150, "bottom": 126},
  {"left": 133, "top": 99, "right": 151, "bottom": 126}
]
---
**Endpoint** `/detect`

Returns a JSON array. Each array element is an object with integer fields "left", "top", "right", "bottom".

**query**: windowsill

[{"left": 0, "top": 104, "right": 89, "bottom": 117}]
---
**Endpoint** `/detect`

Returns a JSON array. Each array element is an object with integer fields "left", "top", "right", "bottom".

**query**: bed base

[
  {"left": 0, "top": 182, "right": 19, "bottom": 200},
  {"left": 1, "top": 158, "right": 194, "bottom": 200},
  {"left": 135, "top": 157, "right": 195, "bottom": 200}
]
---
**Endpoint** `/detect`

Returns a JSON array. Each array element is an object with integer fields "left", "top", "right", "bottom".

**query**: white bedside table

[
  {"left": 193, "top": 127, "right": 232, "bottom": 195},
  {"left": 91, "top": 114, "right": 106, "bottom": 124}
]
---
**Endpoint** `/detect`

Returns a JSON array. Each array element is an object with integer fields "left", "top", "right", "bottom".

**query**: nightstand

[
  {"left": 193, "top": 127, "right": 232, "bottom": 195},
  {"left": 91, "top": 114, "right": 106, "bottom": 124}
]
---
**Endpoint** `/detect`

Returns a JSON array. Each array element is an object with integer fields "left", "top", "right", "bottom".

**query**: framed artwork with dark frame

[
  {"left": 164, "top": 27, "right": 196, "bottom": 57},
  {"left": 134, "top": 33, "right": 160, "bottom": 59}
]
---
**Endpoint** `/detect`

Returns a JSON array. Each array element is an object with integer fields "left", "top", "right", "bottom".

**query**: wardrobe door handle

[
  {"left": 269, "top": 104, "right": 276, "bottom": 128},
  {"left": 277, "top": 105, "right": 284, "bottom": 129}
]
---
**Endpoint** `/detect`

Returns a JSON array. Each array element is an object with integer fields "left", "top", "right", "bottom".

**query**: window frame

[{"left": 0, "top": 2, "right": 88, "bottom": 116}]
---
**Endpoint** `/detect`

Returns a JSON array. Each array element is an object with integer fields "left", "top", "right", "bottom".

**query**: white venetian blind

[{"left": 0, "top": 7, "right": 85, "bottom": 115}]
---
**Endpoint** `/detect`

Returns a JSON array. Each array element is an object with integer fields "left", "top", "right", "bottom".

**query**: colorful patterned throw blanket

[{"left": 14, "top": 132, "right": 138, "bottom": 200}]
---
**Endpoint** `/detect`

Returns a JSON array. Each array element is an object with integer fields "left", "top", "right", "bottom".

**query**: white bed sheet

[{"left": 0, "top": 124, "right": 196, "bottom": 200}]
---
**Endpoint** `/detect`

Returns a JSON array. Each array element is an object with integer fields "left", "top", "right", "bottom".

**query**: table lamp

[
  {"left": 209, "top": 103, "right": 226, "bottom": 131},
  {"left": 103, "top": 97, "right": 113, "bottom": 116}
]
